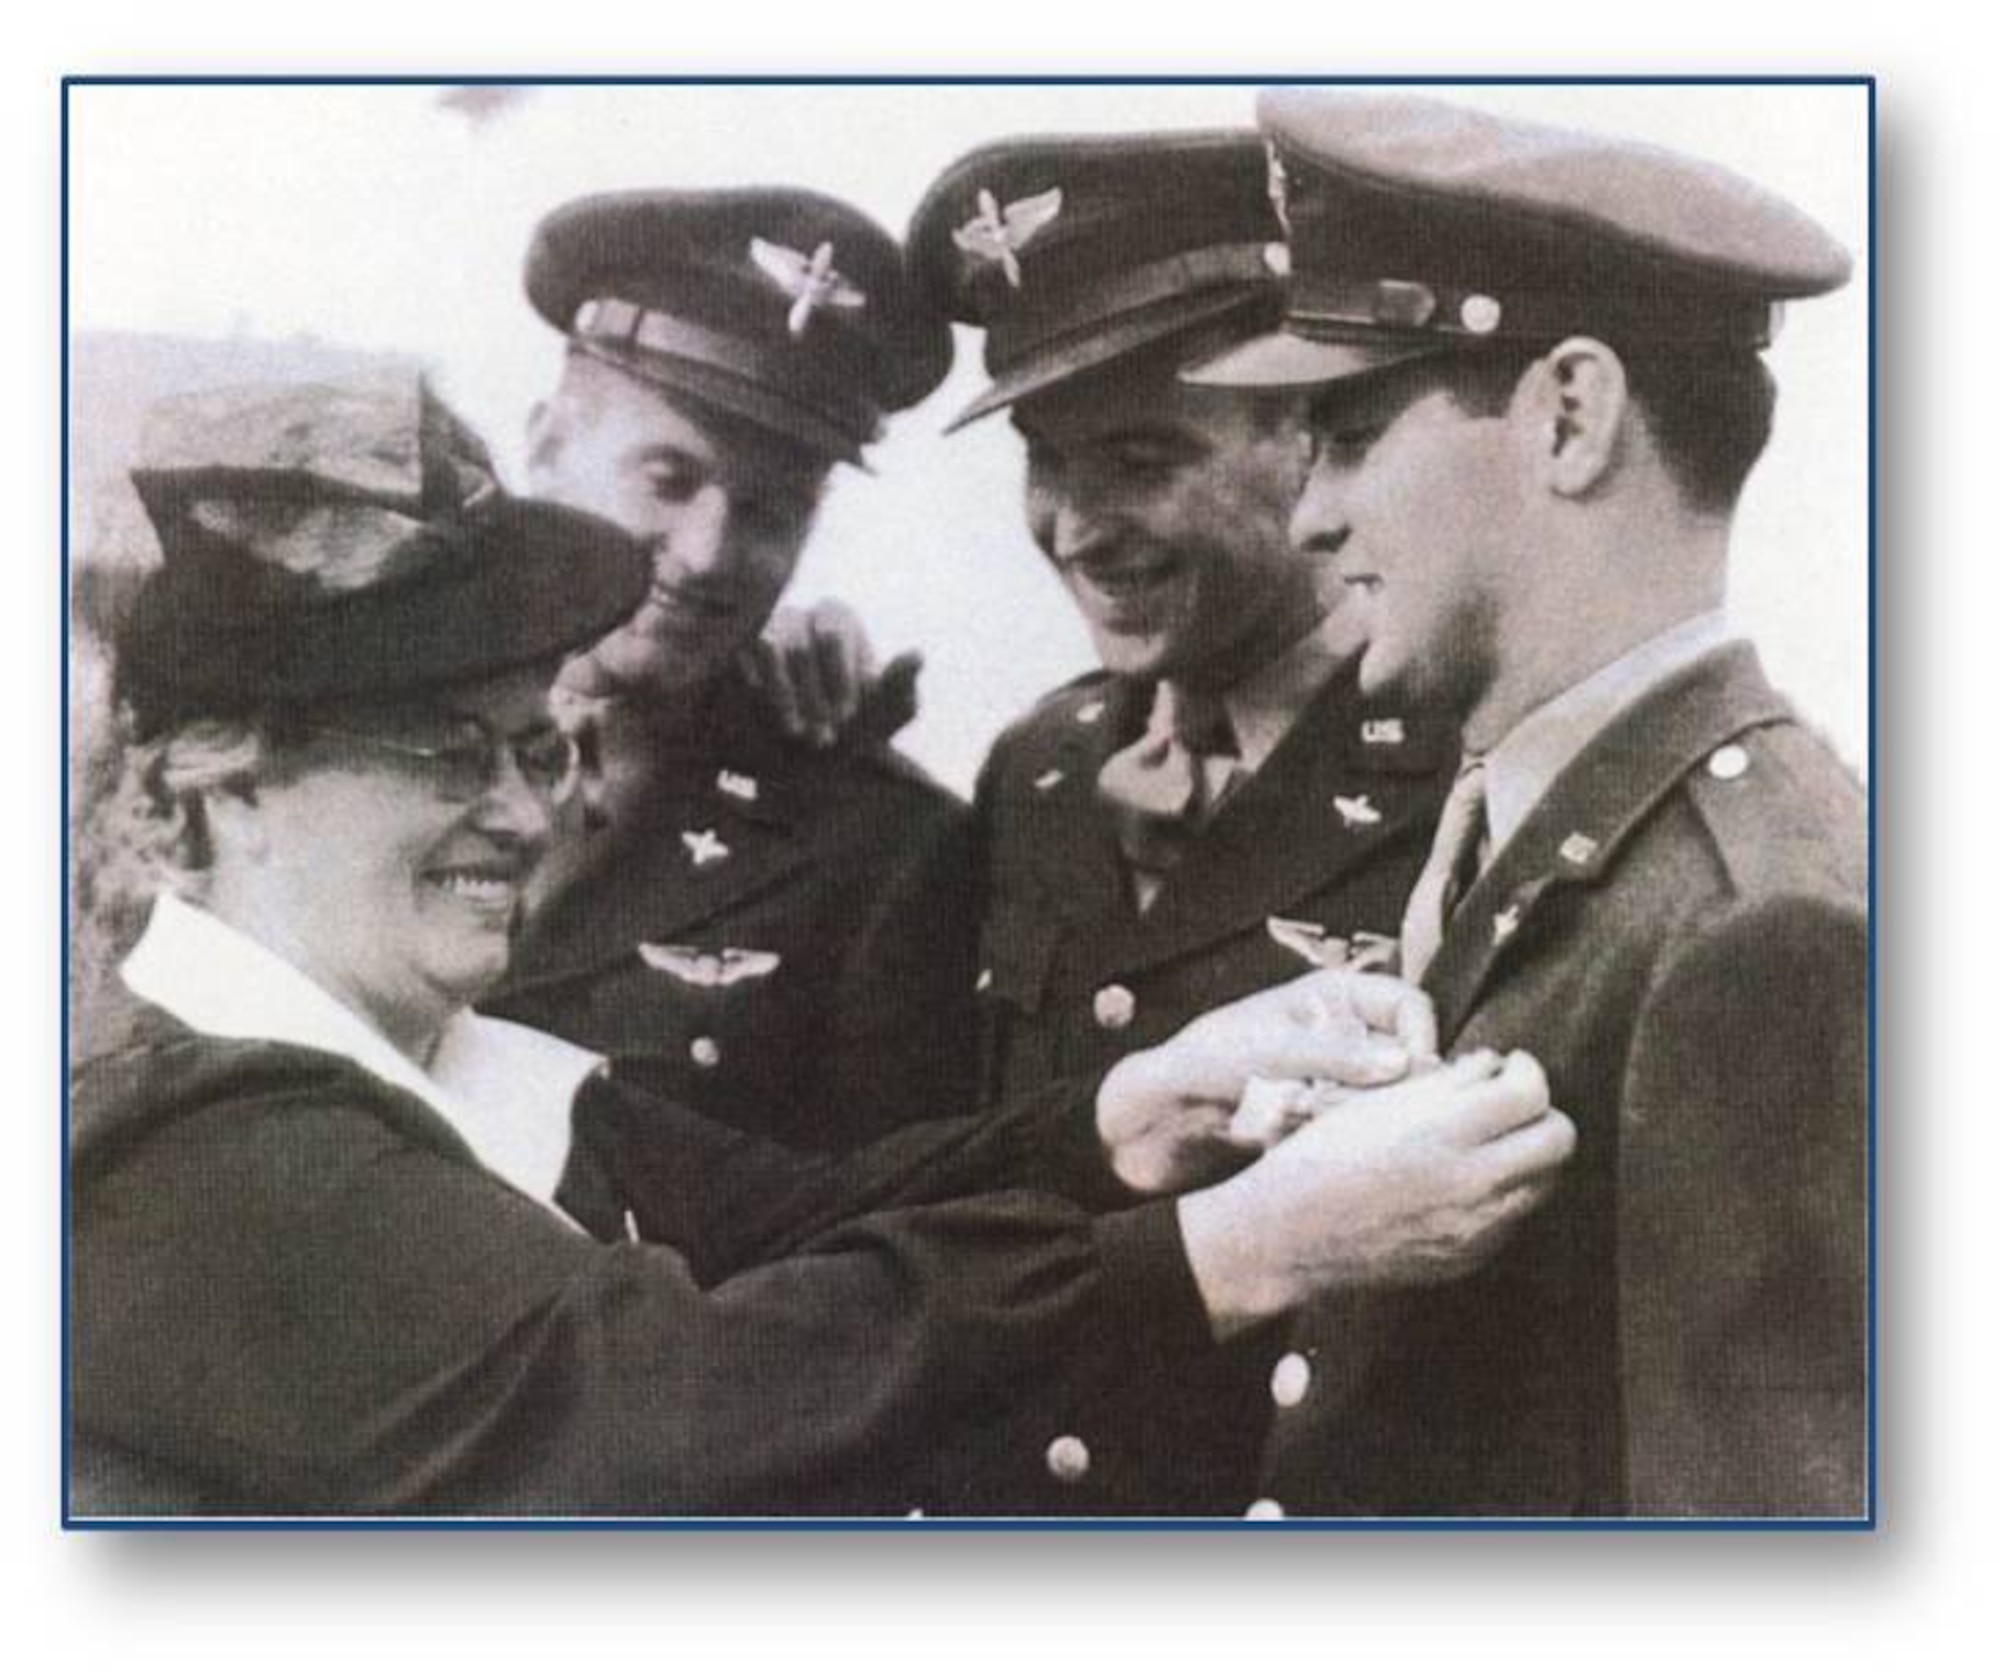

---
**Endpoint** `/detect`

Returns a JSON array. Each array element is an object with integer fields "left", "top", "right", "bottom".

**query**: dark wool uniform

[
  {"left": 906, "top": 129, "right": 1460, "bottom": 1513},
  {"left": 1248, "top": 647, "right": 1867, "bottom": 1516},
  {"left": 486, "top": 679, "right": 981, "bottom": 1154},
  {"left": 968, "top": 664, "right": 1450, "bottom": 1515},
  {"left": 1189, "top": 92, "right": 1866, "bottom": 1518},
  {"left": 976, "top": 664, "right": 1449, "bottom": 1098},
  {"left": 70, "top": 998, "right": 1206, "bottom": 1518}
]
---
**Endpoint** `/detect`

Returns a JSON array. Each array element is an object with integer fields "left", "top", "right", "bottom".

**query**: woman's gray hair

[{"left": 72, "top": 706, "right": 281, "bottom": 1013}]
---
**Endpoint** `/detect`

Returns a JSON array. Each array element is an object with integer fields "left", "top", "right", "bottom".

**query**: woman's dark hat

[{"left": 116, "top": 370, "right": 651, "bottom": 737}]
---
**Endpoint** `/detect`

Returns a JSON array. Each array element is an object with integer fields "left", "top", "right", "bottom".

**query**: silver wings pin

[
  {"left": 637, "top": 945, "right": 784, "bottom": 988},
  {"left": 748, "top": 238, "right": 868, "bottom": 338},
  {"left": 1266, "top": 917, "right": 1399, "bottom": 973},
  {"left": 952, "top": 187, "right": 1063, "bottom": 288}
]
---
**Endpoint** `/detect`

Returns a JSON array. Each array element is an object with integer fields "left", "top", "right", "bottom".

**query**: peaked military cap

[
  {"left": 1189, "top": 90, "right": 1854, "bottom": 390},
  {"left": 525, "top": 188, "right": 953, "bottom": 464},
  {"left": 906, "top": 130, "right": 1285, "bottom": 429},
  {"left": 117, "top": 369, "right": 651, "bottom": 737}
]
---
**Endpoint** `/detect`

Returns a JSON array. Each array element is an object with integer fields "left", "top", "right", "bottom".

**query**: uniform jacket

[
  {"left": 970, "top": 658, "right": 1453, "bottom": 1513},
  {"left": 487, "top": 679, "right": 982, "bottom": 1152},
  {"left": 1256, "top": 644, "right": 1869, "bottom": 1518},
  {"left": 975, "top": 660, "right": 1452, "bottom": 1098},
  {"left": 69, "top": 996, "right": 1211, "bottom": 1519}
]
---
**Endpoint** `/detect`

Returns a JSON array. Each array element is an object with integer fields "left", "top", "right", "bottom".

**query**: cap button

[
  {"left": 1093, "top": 984, "right": 1137, "bottom": 1031},
  {"left": 1045, "top": 1434, "right": 1091, "bottom": 1483},
  {"left": 1707, "top": 743, "right": 1751, "bottom": 781}
]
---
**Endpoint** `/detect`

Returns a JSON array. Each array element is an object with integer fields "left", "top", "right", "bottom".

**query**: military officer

[
  {"left": 907, "top": 131, "right": 1453, "bottom": 1120},
  {"left": 483, "top": 190, "right": 982, "bottom": 1152},
  {"left": 903, "top": 132, "right": 1455, "bottom": 1511},
  {"left": 1191, "top": 89, "right": 1867, "bottom": 1517}
]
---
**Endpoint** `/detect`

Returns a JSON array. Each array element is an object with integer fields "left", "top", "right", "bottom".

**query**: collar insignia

[
  {"left": 681, "top": 828, "right": 731, "bottom": 868},
  {"left": 952, "top": 187, "right": 1063, "bottom": 289},
  {"left": 1333, "top": 793, "right": 1383, "bottom": 829},
  {"left": 748, "top": 238, "right": 868, "bottom": 339}
]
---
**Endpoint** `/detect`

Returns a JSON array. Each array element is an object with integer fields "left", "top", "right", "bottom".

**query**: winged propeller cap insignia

[
  {"left": 748, "top": 237, "right": 868, "bottom": 338},
  {"left": 952, "top": 186, "right": 1064, "bottom": 288}
]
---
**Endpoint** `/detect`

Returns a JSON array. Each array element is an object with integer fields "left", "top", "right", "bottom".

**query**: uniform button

[
  {"left": 1093, "top": 984, "right": 1136, "bottom": 1030},
  {"left": 975, "top": 967, "right": 993, "bottom": 993},
  {"left": 1045, "top": 1434, "right": 1091, "bottom": 1483},
  {"left": 1075, "top": 699, "right": 1107, "bottom": 725},
  {"left": 1244, "top": 1498, "right": 1286, "bottom": 1521},
  {"left": 1270, "top": 1352, "right": 1312, "bottom": 1409},
  {"left": 1707, "top": 743, "right": 1751, "bottom": 781},
  {"left": 1033, "top": 768, "right": 1066, "bottom": 793},
  {"left": 690, "top": 1036, "right": 722, "bottom": 1069}
]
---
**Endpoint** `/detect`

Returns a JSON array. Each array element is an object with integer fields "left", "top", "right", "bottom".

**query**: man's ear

[{"left": 1518, "top": 337, "right": 1629, "bottom": 499}]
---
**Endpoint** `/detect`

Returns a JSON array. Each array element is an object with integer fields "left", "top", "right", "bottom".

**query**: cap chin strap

[{"left": 1286, "top": 272, "right": 1783, "bottom": 350}]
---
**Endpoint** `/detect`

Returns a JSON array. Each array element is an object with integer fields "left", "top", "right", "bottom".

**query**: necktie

[
  {"left": 1097, "top": 683, "right": 1240, "bottom": 899},
  {"left": 1399, "top": 757, "right": 1488, "bottom": 981}
]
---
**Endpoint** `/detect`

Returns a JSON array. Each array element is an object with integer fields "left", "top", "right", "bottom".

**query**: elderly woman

[{"left": 70, "top": 373, "right": 1569, "bottom": 1519}]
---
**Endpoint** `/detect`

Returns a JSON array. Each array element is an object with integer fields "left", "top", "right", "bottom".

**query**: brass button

[
  {"left": 1707, "top": 743, "right": 1751, "bottom": 781},
  {"left": 690, "top": 1036, "right": 722, "bottom": 1069},
  {"left": 1045, "top": 1435, "right": 1091, "bottom": 1483},
  {"left": 1270, "top": 1352, "right": 1312, "bottom": 1409},
  {"left": 1093, "top": 984, "right": 1136, "bottom": 1031}
]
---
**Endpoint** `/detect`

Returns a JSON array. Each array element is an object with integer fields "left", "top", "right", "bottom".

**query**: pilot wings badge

[
  {"left": 637, "top": 944, "right": 784, "bottom": 988},
  {"left": 748, "top": 238, "right": 868, "bottom": 339},
  {"left": 1265, "top": 917, "right": 1399, "bottom": 974},
  {"left": 952, "top": 187, "right": 1063, "bottom": 289}
]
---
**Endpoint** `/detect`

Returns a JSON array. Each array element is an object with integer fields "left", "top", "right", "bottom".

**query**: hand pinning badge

[
  {"left": 748, "top": 238, "right": 868, "bottom": 339},
  {"left": 952, "top": 187, "right": 1063, "bottom": 288}
]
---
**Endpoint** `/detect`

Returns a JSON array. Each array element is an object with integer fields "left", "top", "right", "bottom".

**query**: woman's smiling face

[{"left": 224, "top": 667, "right": 567, "bottom": 1049}]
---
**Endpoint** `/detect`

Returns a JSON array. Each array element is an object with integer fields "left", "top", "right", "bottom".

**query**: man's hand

[
  {"left": 741, "top": 599, "right": 922, "bottom": 749},
  {"left": 1176, "top": 1049, "right": 1575, "bottom": 1337},
  {"left": 1095, "top": 970, "right": 1438, "bottom": 1194}
]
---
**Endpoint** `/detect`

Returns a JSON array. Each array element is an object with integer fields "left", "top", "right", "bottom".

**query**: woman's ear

[
  {"left": 1517, "top": 337, "right": 1630, "bottom": 499},
  {"left": 200, "top": 779, "right": 268, "bottom": 866}
]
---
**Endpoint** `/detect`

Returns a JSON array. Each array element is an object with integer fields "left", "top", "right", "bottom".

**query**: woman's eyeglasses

[{"left": 307, "top": 718, "right": 581, "bottom": 805}]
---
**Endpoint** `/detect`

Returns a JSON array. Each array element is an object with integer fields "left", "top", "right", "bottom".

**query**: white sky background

[{"left": 68, "top": 80, "right": 1869, "bottom": 794}]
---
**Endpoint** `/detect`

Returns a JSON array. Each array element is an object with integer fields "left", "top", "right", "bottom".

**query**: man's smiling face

[{"left": 1013, "top": 359, "right": 1324, "bottom": 689}]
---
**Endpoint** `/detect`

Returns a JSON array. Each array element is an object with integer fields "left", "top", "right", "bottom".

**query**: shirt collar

[
  {"left": 1483, "top": 610, "right": 1734, "bottom": 854},
  {"left": 1176, "top": 610, "right": 1359, "bottom": 776},
  {"left": 122, "top": 894, "right": 601, "bottom": 1215}
]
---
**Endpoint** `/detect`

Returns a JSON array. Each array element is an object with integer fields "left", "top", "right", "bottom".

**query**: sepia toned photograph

[{"left": 63, "top": 78, "right": 1871, "bottom": 1525}]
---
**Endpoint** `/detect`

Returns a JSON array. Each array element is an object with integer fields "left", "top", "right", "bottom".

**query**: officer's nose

[
  {"left": 1050, "top": 499, "right": 1110, "bottom": 566},
  {"left": 662, "top": 483, "right": 732, "bottom": 579},
  {"left": 1289, "top": 457, "right": 1350, "bottom": 557}
]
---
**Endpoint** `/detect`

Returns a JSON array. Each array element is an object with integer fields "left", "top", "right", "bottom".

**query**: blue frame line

[{"left": 54, "top": 69, "right": 1880, "bottom": 1536}]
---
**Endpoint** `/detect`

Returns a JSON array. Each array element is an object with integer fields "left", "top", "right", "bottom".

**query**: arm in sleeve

[
  {"left": 1618, "top": 892, "right": 1869, "bottom": 1517},
  {"left": 816, "top": 791, "right": 986, "bottom": 1140},
  {"left": 580, "top": 1067, "right": 1133, "bottom": 1282},
  {"left": 74, "top": 1073, "right": 1212, "bottom": 1517}
]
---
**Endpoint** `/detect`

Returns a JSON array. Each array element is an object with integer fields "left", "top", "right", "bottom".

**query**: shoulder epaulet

[{"left": 1681, "top": 717, "right": 1867, "bottom": 905}]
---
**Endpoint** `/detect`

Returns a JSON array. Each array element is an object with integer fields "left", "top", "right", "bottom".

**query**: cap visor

[
  {"left": 945, "top": 288, "right": 1272, "bottom": 433},
  {"left": 1181, "top": 328, "right": 1440, "bottom": 390}
]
